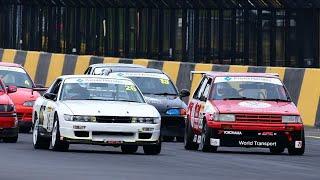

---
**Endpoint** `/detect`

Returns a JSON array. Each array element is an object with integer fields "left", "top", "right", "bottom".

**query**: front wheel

[
  {"left": 33, "top": 118, "right": 50, "bottom": 149},
  {"left": 51, "top": 117, "right": 69, "bottom": 152},
  {"left": 121, "top": 145, "right": 138, "bottom": 154},
  {"left": 184, "top": 119, "right": 199, "bottom": 150},
  {"left": 3, "top": 135, "right": 18, "bottom": 143},
  {"left": 143, "top": 142, "right": 161, "bottom": 155},
  {"left": 199, "top": 122, "right": 217, "bottom": 153}
]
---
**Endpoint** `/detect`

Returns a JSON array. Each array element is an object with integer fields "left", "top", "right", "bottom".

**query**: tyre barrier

[{"left": 0, "top": 48, "right": 319, "bottom": 127}]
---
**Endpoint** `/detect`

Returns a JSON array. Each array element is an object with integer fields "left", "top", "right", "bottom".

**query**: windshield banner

[
  {"left": 214, "top": 76, "right": 282, "bottom": 85},
  {"left": 0, "top": 66, "right": 26, "bottom": 73},
  {"left": 64, "top": 77, "right": 134, "bottom": 85},
  {"left": 112, "top": 72, "right": 169, "bottom": 80}
]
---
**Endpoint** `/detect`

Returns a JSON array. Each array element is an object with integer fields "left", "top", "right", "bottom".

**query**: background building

[{"left": 0, "top": 0, "right": 319, "bottom": 67}]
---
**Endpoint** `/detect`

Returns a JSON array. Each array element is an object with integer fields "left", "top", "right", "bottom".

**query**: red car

[
  {"left": 0, "top": 79, "right": 18, "bottom": 142},
  {"left": 185, "top": 72, "right": 304, "bottom": 155},
  {"left": 0, "top": 62, "right": 44, "bottom": 133}
]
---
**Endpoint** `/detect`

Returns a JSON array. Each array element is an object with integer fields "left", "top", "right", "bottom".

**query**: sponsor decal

[
  {"left": 197, "top": 135, "right": 202, "bottom": 144},
  {"left": 64, "top": 77, "right": 133, "bottom": 85},
  {"left": 258, "top": 132, "right": 277, "bottom": 136},
  {"left": 224, "top": 131, "right": 242, "bottom": 135},
  {"left": 210, "top": 138, "right": 220, "bottom": 146},
  {"left": 295, "top": 141, "right": 303, "bottom": 148},
  {"left": 112, "top": 72, "right": 169, "bottom": 80},
  {"left": 238, "top": 141, "right": 277, "bottom": 147},
  {"left": 193, "top": 135, "right": 198, "bottom": 142},
  {"left": 238, "top": 101, "right": 271, "bottom": 108},
  {"left": 214, "top": 76, "right": 282, "bottom": 85}
]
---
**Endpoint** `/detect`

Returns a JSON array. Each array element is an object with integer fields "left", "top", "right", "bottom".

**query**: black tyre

[
  {"left": 3, "top": 135, "right": 18, "bottom": 143},
  {"left": 288, "top": 132, "right": 305, "bottom": 155},
  {"left": 269, "top": 147, "right": 285, "bottom": 154},
  {"left": 199, "top": 122, "right": 217, "bottom": 152},
  {"left": 51, "top": 115, "right": 69, "bottom": 152},
  {"left": 33, "top": 115, "right": 50, "bottom": 149},
  {"left": 143, "top": 142, "right": 161, "bottom": 155},
  {"left": 176, "top": 137, "right": 184, "bottom": 142},
  {"left": 162, "top": 136, "right": 174, "bottom": 142},
  {"left": 121, "top": 145, "right": 138, "bottom": 154},
  {"left": 19, "top": 127, "right": 31, "bottom": 133},
  {"left": 184, "top": 119, "right": 199, "bottom": 150}
]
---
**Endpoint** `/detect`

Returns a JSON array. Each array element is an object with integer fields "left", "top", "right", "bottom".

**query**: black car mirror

[
  {"left": 179, "top": 89, "right": 190, "bottom": 98},
  {"left": 43, "top": 93, "right": 57, "bottom": 101}
]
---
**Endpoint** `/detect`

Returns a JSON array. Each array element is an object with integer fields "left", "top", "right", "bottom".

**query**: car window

[
  {"left": 48, "top": 79, "right": 62, "bottom": 95},
  {"left": 84, "top": 67, "right": 92, "bottom": 75},
  {"left": 0, "top": 66, "right": 33, "bottom": 88},
  {"left": 194, "top": 77, "right": 208, "bottom": 100},
  {"left": 200, "top": 78, "right": 212, "bottom": 101}
]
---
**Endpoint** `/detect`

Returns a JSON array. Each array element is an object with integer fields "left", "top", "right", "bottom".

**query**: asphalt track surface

[{"left": 0, "top": 133, "right": 319, "bottom": 180}]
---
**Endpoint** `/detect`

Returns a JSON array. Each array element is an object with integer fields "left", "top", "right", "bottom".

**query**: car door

[
  {"left": 41, "top": 79, "right": 62, "bottom": 132},
  {"left": 197, "top": 78, "right": 213, "bottom": 130}
]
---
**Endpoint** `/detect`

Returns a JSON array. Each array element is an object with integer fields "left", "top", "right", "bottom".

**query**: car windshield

[
  {"left": 60, "top": 77, "right": 145, "bottom": 103},
  {"left": 0, "top": 66, "right": 33, "bottom": 88},
  {"left": 110, "top": 72, "right": 178, "bottom": 95},
  {"left": 211, "top": 76, "right": 290, "bottom": 101}
]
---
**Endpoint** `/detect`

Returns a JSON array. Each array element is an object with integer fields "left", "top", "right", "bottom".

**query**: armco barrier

[{"left": 0, "top": 48, "right": 319, "bottom": 127}]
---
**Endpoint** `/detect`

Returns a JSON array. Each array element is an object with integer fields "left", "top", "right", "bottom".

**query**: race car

[
  {"left": 185, "top": 72, "right": 305, "bottom": 155},
  {"left": 32, "top": 75, "right": 161, "bottom": 154},
  {"left": 0, "top": 79, "right": 18, "bottom": 143},
  {"left": 0, "top": 62, "right": 45, "bottom": 133},
  {"left": 84, "top": 64, "right": 190, "bottom": 142}
]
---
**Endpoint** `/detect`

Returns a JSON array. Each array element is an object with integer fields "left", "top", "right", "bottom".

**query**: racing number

[
  {"left": 125, "top": 85, "right": 137, "bottom": 91},
  {"left": 159, "top": 78, "right": 169, "bottom": 85}
]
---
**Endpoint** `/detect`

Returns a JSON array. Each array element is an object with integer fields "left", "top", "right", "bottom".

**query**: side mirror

[
  {"left": 7, "top": 85, "right": 17, "bottom": 93},
  {"left": 179, "top": 89, "right": 190, "bottom": 98},
  {"left": 43, "top": 93, "right": 57, "bottom": 101}
]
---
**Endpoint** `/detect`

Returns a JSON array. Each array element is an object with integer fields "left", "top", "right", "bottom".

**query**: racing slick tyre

[
  {"left": 33, "top": 115, "right": 50, "bottom": 149},
  {"left": 288, "top": 132, "right": 305, "bottom": 156},
  {"left": 19, "top": 127, "right": 31, "bottom": 133},
  {"left": 184, "top": 119, "right": 199, "bottom": 150},
  {"left": 121, "top": 145, "right": 138, "bottom": 154},
  {"left": 199, "top": 122, "right": 217, "bottom": 153},
  {"left": 269, "top": 146, "right": 285, "bottom": 154},
  {"left": 3, "top": 135, "right": 18, "bottom": 143},
  {"left": 162, "top": 136, "right": 174, "bottom": 142},
  {"left": 51, "top": 116, "right": 69, "bottom": 152},
  {"left": 143, "top": 142, "right": 161, "bottom": 155}
]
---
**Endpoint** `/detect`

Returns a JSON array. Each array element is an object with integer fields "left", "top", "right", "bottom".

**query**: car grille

[
  {"left": 92, "top": 131, "right": 134, "bottom": 136},
  {"left": 95, "top": 116, "right": 132, "bottom": 123},
  {"left": 235, "top": 114, "right": 282, "bottom": 123},
  {"left": 17, "top": 113, "right": 23, "bottom": 120}
]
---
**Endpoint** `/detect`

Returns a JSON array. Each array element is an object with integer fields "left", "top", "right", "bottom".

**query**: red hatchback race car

[
  {"left": 0, "top": 62, "right": 44, "bottom": 133},
  {"left": 0, "top": 79, "right": 18, "bottom": 143},
  {"left": 185, "top": 72, "right": 305, "bottom": 155}
]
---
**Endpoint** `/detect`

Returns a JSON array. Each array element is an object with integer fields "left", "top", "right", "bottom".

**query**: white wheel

[
  {"left": 51, "top": 121, "right": 58, "bottom": 148},
  {"left": 32, "top": 119, "right": 39, "bottom": 146}
]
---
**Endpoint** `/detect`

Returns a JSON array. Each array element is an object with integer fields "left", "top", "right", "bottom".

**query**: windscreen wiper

[
  {"left": 153, "top": 93, "right": 177, "bottom": 96},
  {"left": 223, "top": 97, "right": 261, "bottom": 101},
  {"left": 263, "top": 98, "right": 291, "bottom": 102}
]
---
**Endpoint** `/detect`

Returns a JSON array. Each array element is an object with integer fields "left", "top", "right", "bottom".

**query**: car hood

[
  {"left": 211, "top": 100, "right": 300, "bottom": 115},
  {"left": 60, "top": 100, "right": 159, "bottom": 117},
  {"left": 143, "top": 94, "right": 187, "bottom": 114},
  {"left": 8, "top": 88, "right": 40, "bottom": 105},
  {"left": 0, "top": 92, "right": 13, "bottom": 105}
]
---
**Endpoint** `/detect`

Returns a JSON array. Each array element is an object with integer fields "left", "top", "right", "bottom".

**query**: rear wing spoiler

[{"left": 190, "top": 71, "right": 210, "bottom": 81}]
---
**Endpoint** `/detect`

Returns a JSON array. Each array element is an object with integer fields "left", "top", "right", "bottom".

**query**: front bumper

[
  {"left": 16, "top": 105, "right": 32, "bottom": 128},
  {"left": 204, "top": 122, "right": 304, "bottom": 148},
  {"left": 161, "top": 115, "right": 185, "bottom": 137},
  {"left": 59, "top": 121, "right": 161, "bottom": 146},
  {"left": 0, "top": 127, "right": 19, "bottom": 138}
]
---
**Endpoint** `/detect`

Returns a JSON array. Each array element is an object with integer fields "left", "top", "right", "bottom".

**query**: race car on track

[
  {"left": 0, "top": 79, "right": 18, "bottom": 143},
  {"left": 32, "top": 75, "right": 161, "bottom": 154},
  {"left": 185, "top": 72, "right": 305, "bottom": 155},
  {"left": 0, "top": 62, "right": 45, "bottom": 133},
  {"left": 84, "top": 64, "right": 190, "bottom": 142}
]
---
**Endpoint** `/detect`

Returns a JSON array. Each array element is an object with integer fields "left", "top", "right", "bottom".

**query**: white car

[{"left": 32, "top": 75, "right": 161, "bottom": 154}]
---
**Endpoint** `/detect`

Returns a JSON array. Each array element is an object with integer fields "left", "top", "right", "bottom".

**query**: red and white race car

[{"left": 185, "top": 72, "right": 305, "bottom": 155}]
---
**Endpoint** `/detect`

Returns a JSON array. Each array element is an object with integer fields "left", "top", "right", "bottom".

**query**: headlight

[
  {"left": 0, "top": 104, "right": 15, "bottom": 112},
  {"left": 131, "top": 117, "right": 160, "bottom": 124},
  {"left": 282, "top": 116, "right": 302, "bottom": 123},
  {"left": 64, "top": 115, "right": 97, "bottom": 122},
  {"left": 166, "top": 108, "right": 186, "bottom": 116},
  {"left": 23, "top": 101, "right": 35, "bottom": 107},
  {"left": 212, "top": 114, "right": 235, "bottom": 122}
]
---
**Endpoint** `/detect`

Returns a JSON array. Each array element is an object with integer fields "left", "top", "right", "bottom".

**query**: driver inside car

[{"left": 62, "top": 83, "right": 90, "bottom": 100}]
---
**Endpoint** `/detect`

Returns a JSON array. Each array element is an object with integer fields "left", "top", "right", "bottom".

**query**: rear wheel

[
  {"left": 184, "top": 119, "right": 199, "bottom": 150},
  {"left": 162, "top": 136, "right": 174, "bottom": 142},
  {"left": 143, "top": 142, "right": 161, "bottom": 155},
  {"left": 121, "top": 145, "right": 138, "bottom": 154},
  {"left": 176, "top": 137, "right": 184, "bottom": 142},
  {"left": 19, "top": 127, "right": 31, "bottom": 133},
  {"left": 3, "top": 135, "right": 18, "bottom": 143},
  {"left": 33, "top": 115, "right": 50, "bottom": 149},
  {"left": 51, "top": 116, "right": 69, "bottom": 152},
  {"left": 199, "top": 122, "right": 217, "bottom": 152}
]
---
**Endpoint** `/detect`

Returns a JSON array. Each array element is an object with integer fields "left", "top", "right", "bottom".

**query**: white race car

[{"left": 32, "top": 75, "right": 161, "bottom": 154}]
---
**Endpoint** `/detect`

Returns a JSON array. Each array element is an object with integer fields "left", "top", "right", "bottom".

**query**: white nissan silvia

[{"left": 32, "top": 75, "right": 161, "bottom": 154}]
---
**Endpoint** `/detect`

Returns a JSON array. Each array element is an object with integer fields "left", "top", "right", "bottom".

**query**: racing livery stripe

[
  {"left": 163, "top": 61, "right": 180, "bottom": 84},
  {"left": 0, "top": 49, "right": 3, "bottom": 60},
  {"left": 228, "top": 65, "right": 248, "bottom": 72},
  {"left": 247, "top": 66, "right": 266, "bottom": 73},
  {"left": 1, "top": 49, "right": 16, "bottom": 63},
  {"left": 297, "top": 69, "right": 320, "bottom": 126},
  {"left": 24, "top": 51, "right": 41, "bottom": 80},
  {"left": 265, "top": 66, "right": 286, "bottom": 80},
  {"left": 132, "top": 59, "right": 149, "bottom": 67},
  {"left": 119, "top": 58, "right": 133, "bottom": 64},
  {"left": 13, "top": 50, "right": 27, "bottom": 66},
  {"left": 74, "top": 56, "right": 91, "bottom": 75},
  {"left": 45, "top": 53, "right": 65, "bottom": 87},
  {"left": 147, "top": 60, "right": 163, "bottom": 70},
  {"left": 212, "top": 64, "right": 229, "bottom": 72},
  {"left": 190, "top": 63, "right": 213, "bottom": 98},
  {"left": 103, "top": 57, "right": 120, "bottom": 64},
  {"left": 34, "top": 52, "right": 52, "bottom": 85},
  {"left": 315, "top": 97, "right": 320, "bottom": 127},
  {"left": 89, "top": 56, "right": 104, "bottom": 65},
  {"left": 176, "top": 63, "right": 195, "bottom": 102},
  {"left": 62, "top": 54, "right": 77, "bottom": 75},
  {"left": 283, "top": 68, "right": 305, "bottom": 105}
]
